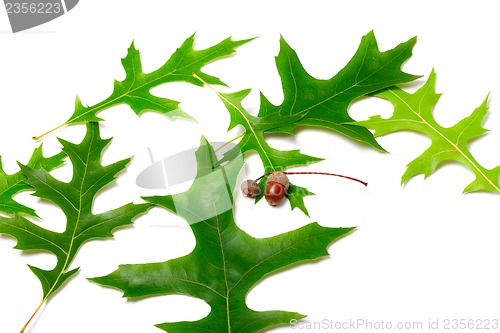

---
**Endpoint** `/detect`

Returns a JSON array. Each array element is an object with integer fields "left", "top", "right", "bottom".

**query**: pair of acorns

[{"left": 241, "top": 171, "right": 367, "bottom": 206}]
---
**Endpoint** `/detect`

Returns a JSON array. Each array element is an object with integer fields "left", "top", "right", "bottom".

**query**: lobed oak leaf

[
  {"left": 34, "top": 34, "right": 253, "bottom": 140},
  {"left": 0, "top": 122, "right": 151, "bottom": 332},
  {"left": 200, "top": 32, "right": 409, "bottom": 213},
  {"left": 356, "top": 70, "right": 500, "bottom": 193},
  {"left": 91, "top": 137, "right": 354, "bottom": 333}
]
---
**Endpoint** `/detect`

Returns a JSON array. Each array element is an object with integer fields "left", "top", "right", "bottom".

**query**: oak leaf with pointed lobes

[
  {"left": 218, "top": 31, "right": 419, "bottom": 166},
  {"left": 0, "top": 145, "right": 65, "bottom": 216},
  {"left": 207, "top": 32, "right": 417, "bottom": 214},
  {"left": 34, "top": 34, "right": 253, "bottom": 140},
  {"left": 356, "top": 70, "right": 500, "bottom": 193},
  {"left": 260, "top": 31, "right": 419, "bottom": 145},
  {"left": 91, "top": 138, "right": 354, "bottom": 333},
  {"left": 0, "top": 122, "right": 151, "bottom": 332}
]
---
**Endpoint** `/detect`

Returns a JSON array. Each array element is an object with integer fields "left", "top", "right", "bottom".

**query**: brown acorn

[
  {"left": 241, "top": 179, "right": 261, "bottom": 198},
  {"left": 264, "top": 172, "right": 289, "bottom": 206}
]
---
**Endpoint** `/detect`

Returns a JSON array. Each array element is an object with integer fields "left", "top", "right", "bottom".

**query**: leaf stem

[
  {"left": 20, "top": 298, "right": 46, "bottom": 333},
  {"left": 32, "top": 123, "right": 67, "bottom": 141}
]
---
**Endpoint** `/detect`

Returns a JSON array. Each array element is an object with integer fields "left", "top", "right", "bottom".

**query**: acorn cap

[{"left": 267, "top": 172, "right": 289, "bottom": 191}]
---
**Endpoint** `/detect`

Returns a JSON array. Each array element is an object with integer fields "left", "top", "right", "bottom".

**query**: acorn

[
  {"left": 241, "top": 179, "right": 261, "bottom": 198},
  {"left": 264, "top": 172, "right": 290, "bottom": 206}
]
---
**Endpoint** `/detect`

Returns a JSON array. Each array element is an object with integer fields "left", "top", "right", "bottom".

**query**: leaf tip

[
  {"left": 233, "top": 35, "right": 258, "bottom": 48},
  {"left": 408, "top": 35, "right": 418, "bottom": 46},
  {"left": 293, "top": 313, "right": 308, "bottom": 321},
  {"left": 17, "top": 161, "right": 30, "bottom": 173},
  {"left": 482, "top": 92, "right": 491, "bottom": 106},
  {"left": 378, "top": 145, "right": 390, "bottom": 154},
  {"left": 365, "top": 29, "right": 376, "bottom": 37},
  {"left": 278, "top": 34, "right": 290, "bottom": 49}
]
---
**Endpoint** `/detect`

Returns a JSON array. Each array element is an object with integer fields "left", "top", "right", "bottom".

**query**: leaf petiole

[
  {"left": 32, "top": 123, "right": 67, "bottom": 141},
  {"left": 20, "top": 298, "right": 46, "bottom": 333}
]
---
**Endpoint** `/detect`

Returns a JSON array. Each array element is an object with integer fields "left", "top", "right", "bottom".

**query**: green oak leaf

[
  {"left": 91, "top": 138, "right": 354, "bottom": 333},
  {"left": 0, "top": 123, "right": 151, "bottom": 332},
  {"left": 215, "top": 31, "right": 418, "bottom": 168},
  {"left": 0, "top": 145, "right": 65, "bottom": 216},
  {"left": 356, "top": 70, "right": 500, "bottom": 193},
  {"left": 34, "top": 34, "right": 252, "bottom": 140},
  {"left": 260, "top": 31, "right": 419, "bottom": 149},
  {"left": 212, "top": 32, "right": 419, "bottom": 169},
  {"left": 204, "top": 31, "right": 407, "bottom": 213}
]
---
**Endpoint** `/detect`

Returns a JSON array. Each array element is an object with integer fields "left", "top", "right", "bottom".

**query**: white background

[{"left": 1, "top": 1, "right": 500, "bottom": 332}]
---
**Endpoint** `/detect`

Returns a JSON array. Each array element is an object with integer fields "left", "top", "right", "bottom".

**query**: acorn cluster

[{"left": 241, "top": 171, "right": 367, "bottom": 207}]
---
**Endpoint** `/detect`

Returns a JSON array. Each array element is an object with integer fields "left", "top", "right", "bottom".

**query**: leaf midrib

[{"left": 43, "top": 133, "right": 94, "bottom": 300}]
